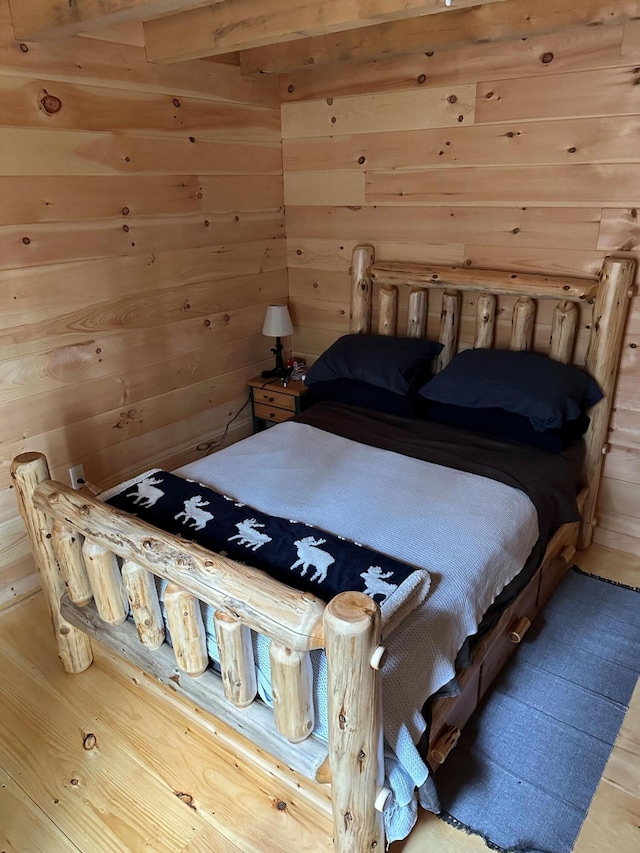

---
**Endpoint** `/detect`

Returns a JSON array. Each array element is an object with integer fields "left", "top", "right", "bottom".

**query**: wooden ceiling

[{"left": 6, "top": 0, "right": 638, "bottom": 75}]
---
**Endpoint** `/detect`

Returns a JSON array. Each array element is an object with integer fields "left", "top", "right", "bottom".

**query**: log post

[
  {"left": 378, "top": 284, "right": 397, "bottom": 336},
  {"left": 350, "top": 245, "right": 374, "bottom": 334},
  {"left": 474, "top": 293, "right": 496, "bottom": 349},
  {"left": 82, "top": 540, "right": 129, "bottom": 625},
  {"left": 121, "top": 560, "right": 165, "bottom": 650},
  {"left": 324, "top": 591, "right": 384, "bottom": 853},
  {"left": 580, "top": 257, "right": 636, "bottom": 548},
  {"left": 51, "top": 519, "right": 92, "bottom": 606},
  {"left": 10, "top": 453, "right": 93, "bottom": 673},
  {"left": 510, "top": 296, "right": 535, "bottom": 351},
  {"left": 213, "top": 611, "right": 257, "bottom": 708},
  {"left": 435, "top": 290, "right": 461, "bottom": 372},
  {"left": 549, "top": 300, "right": 578, "bottom": 364},
  {"left": 407, "top": 288, "right": 427, "bottom": 338},
  {"left": 164, "top": 583, "right": 208, "bottom": 677},
  {"left": 270, "top": 642, "right": 314, "bottom": 743}
]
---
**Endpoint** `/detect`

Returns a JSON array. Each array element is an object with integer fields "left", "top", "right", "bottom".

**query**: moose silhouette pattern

[
  {"left": 290, "top": 536, "right": 335, "bottom": 583},
  {"left": 229, "top": 518, "right": 272, "bottom": 551},
  {"left": 360, "top": 566, "right": 398, "bottom": 603},
  {"left": 174, "top": 495, "right": 214, "bottom": 531},
  {"left": 107, "top": 470, "right": 420, "bottom": 614},
  {"left": 127, "top": 476, "right": 165, "bottom": 508}
]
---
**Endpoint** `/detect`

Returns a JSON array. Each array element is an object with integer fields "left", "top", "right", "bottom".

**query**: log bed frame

[{"left": 11, "top": 246, "right": 636, "bottom": 853}]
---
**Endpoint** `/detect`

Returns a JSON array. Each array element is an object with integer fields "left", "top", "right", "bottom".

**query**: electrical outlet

[{"left": 69, "top": 464, "right": 85, "bottom": 489}]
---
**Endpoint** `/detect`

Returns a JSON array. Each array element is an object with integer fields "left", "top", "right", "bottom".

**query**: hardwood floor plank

[
  {"left": 0, "top": 765, "right": 81, "bottom": 853},
  {"left": 0, "top": 597, "right": 332, "bottom": 853}
]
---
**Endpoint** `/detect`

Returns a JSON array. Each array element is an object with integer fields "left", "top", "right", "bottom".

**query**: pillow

[
  {"left": 305, "top": 334, "right": 443, "bottom": 396},
  {"left": 305, "top": 379, "right": 419, "bottom": 418},
  {"left": 419, "top": 400, "right": 590, "bottom": 452},
  {"left": 419, "top": 348, "right": 603, "bottom": 431}
]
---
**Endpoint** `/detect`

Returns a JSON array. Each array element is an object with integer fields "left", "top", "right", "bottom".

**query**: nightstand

[{"left": 247, "top": 376, "right": 309, "bottom": 432}]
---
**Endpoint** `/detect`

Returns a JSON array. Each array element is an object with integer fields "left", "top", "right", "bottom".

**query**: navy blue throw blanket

[{"left": 104, "top": 470, "right": 429, "bottom": 620}]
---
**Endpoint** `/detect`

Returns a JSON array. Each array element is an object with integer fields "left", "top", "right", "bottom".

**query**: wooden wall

[
  {"left": 281, "top": 21, "right": 640, "bottom": 558},
  {"left": 0, "top": 4, "right": 285, "bottom": 607}
]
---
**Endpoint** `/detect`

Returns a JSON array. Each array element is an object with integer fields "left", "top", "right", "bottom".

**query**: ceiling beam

[
  {"left": 7, "top": 0, "right": 218, "bottom": 41},
  {"left": 240, "top": 0, "right": 639, "bottom": 76},
  {"left": 143, "top": 0, "right": 509, "bottom": 65}
]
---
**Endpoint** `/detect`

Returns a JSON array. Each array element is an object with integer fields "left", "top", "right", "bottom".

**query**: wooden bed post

[
  {"left": 580, "top": 257, "right": 637, "bottom": 548},
  {"left": 10, "top": 453, "right": 93, "bottom": 673},
  {"left": 351, "top": 245, "right": 374, "bottom": 334},
  {"left": 324, "top": 591, "right": 385, "bottom": 853}
]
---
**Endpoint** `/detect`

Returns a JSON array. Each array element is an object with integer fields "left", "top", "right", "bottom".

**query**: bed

[{"left": 11, "top": 246, "right": 636, "bottom": 852}]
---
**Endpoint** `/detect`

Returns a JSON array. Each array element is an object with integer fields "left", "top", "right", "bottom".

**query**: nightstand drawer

[
  {"left": 252, "top": 388, "right": 297, "bottom": 412},
  {"left": 253, "top": 402, "right": 294, "bottom": 424}
]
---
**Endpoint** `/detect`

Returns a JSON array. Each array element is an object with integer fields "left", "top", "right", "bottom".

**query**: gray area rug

[{"left": 437, "top": 568, "right": 640, "bottom": 853}]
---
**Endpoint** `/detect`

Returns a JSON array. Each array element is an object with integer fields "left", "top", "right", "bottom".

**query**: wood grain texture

[
  {"left": 282, "top": 84, "right": 475, "bottom": 139},
  {"left": 0, "top": 0, "right": 285, "bottom": 601},
  {"left": 279, "top": 23, "right": 624, "bottom": 101},
  {"left": 250, "top": 0, "right": 631, "bottom": 76},
  {"left": 143, "top": 0, "right": 508, "bottom": 63}
]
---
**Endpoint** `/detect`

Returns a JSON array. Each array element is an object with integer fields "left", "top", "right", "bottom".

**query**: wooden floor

[{"left": 0, "top": 544, "right": 637, "bottom": 852}]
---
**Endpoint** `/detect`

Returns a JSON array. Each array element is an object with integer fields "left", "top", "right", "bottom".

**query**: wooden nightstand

[{"left": 247, "top": 376, "right": 309, "bottom": 432}]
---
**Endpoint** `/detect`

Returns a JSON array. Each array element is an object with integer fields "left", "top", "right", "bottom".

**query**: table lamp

[{"left": 261, "top": 304, "right": 294, "bottom": 379}]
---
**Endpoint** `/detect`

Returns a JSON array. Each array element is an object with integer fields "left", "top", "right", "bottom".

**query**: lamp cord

[{"left": 196, "top": 391, "right": 252, "bottom": 455}]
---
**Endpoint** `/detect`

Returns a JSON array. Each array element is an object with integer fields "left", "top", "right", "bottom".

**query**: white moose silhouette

[
  {"left": 291, "top": 537, "right": 335, "bottom": 583},
  {"left": 127, "top": 476, "right": 165, "bottom": 508},
  {"left": 174, "top": 495, "right": 214, "bottom": 531},
  {"left": 360, "top": 566, "right": 398, "bottom": 602},
  {"left": 228, "top": 518, "right": 272, "bottom": 551}
]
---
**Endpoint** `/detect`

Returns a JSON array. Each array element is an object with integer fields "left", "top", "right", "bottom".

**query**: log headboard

[{"left": 349, "top": 244, "right": 636, "bottom": 551}]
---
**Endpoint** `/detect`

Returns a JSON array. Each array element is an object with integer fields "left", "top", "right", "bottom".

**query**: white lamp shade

[{"left": 262, "top": 304, "right": 294, "bottom": 337}]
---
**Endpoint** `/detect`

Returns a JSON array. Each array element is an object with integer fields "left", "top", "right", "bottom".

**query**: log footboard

[{"left": 11, "top": 451, "right": 388, "bottom": 853}]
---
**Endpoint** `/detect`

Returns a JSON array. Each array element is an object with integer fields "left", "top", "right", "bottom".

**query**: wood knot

[
  {"left": 541, "top": 52, "right": 554, "bottom": 64},
  {"left": 41, "top": 93, "right": 62, "bottom": 114},
  {"left": 417, "top": 74, "right": 426, "bottom": 84},
  {"left": 82, "top": 732, "right": 97, "bottom": 750},
  {"left": 174, "top": 791, "right": 196, "bottom": 810},
  {"left": 275, "top": 799, "right": 287, "bottom": 811}
]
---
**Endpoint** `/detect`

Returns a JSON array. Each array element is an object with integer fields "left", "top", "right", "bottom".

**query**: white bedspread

[{"left": 176, "top": 421, "right": 539, "bottom": 840}]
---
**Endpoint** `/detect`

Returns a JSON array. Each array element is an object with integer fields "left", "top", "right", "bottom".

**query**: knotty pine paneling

[
  {"left": 283, "top": 17, "right": 640, "bottom": 559},
  {"left": 0, "top": 0, "right": 285, "bottom": 607}
]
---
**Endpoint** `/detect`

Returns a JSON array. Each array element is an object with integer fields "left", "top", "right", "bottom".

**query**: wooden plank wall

[
  {"left": 0, "top": 1, "right": 285, "bottom": 608},
  {"left": 281, "top": 21, "right": 640, "bottom": 558}
]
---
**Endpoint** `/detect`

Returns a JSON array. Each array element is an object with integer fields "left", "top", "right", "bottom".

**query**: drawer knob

[
  {"left": 268, "top": 396, "right": 274, "bottom": 402},
  {"left": 508, "top": 615, "right": 531, "bottom": 644},
  {"left": 269, "top": 412, "right": 275, "bottom": 418},
  {"left": 558, "top": 545, "right": 576, "bottom": 565},
  {"left": 430, "top": 725, "right": 461, "bottom": 765}
]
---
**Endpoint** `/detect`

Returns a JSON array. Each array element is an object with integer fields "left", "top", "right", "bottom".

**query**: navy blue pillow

[
  {"left": 305, "top": 334, "right": 443, "bottom": 395},
  {"left": 419, "top": 349, "right": 602, "bottom": 431},
  {"left": 419, "top": 400, "right": 590, "bottom": 452},
  {"left": 305, "top": 379, "right": 419, "bottom": 418}
]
